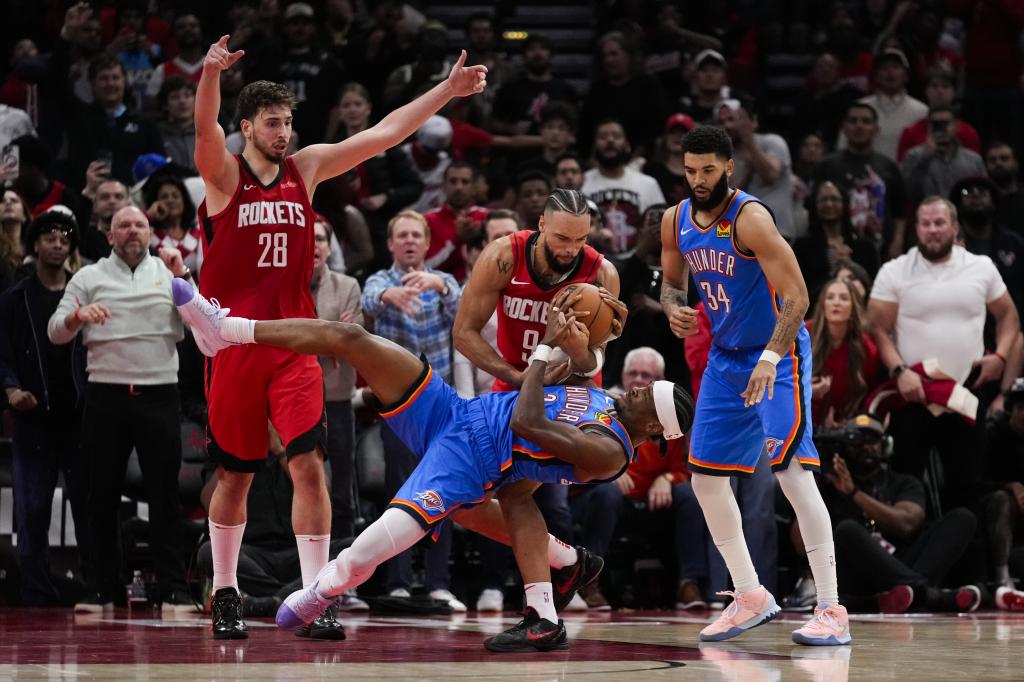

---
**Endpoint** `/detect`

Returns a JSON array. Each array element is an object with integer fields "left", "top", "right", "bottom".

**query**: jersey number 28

[{"left": 257, "top": 232, "right": 288, "bottom": 268}]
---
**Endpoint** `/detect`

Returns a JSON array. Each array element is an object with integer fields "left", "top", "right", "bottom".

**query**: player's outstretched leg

[
  {"left": 276, "top": 509, "right": 427, "bottom": 629},
  {"left": 175, "top": 282, "right": 427, "bottom": 407}
]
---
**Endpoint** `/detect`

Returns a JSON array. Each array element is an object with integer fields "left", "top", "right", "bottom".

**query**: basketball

[{"left": 563, "top": 282, "right": 617, "bottom": 347}]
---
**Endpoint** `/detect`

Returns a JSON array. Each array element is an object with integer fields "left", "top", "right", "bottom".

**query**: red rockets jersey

[
  {"left": 198, "top": 155, "right": 317, "bottom": 321},
  {"left": 493, "top": 230, "right": 604, "bottom": 391}
]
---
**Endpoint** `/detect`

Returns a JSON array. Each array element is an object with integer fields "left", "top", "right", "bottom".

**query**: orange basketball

[{"left": 563, "top": 282, "right": 617, "bottom": 347}]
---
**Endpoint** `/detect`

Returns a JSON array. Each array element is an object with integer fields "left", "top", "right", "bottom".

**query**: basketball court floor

[{"left": 0, "top": 607, "right": 1020, "bottom": 680}]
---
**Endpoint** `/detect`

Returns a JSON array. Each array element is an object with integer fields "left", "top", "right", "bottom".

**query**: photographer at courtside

[{"left": 797, "top": 414, "right": 982, "bottom": 613}]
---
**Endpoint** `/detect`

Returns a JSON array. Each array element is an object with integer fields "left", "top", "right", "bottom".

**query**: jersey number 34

[{"left": 700, "top": 281, "right": 732, "bottom": 313}]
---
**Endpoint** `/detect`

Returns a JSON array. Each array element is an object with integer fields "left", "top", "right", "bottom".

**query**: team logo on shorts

[
  {"left": 763, "top": 437, "right": 784, "bottom": 459},
  {"left": 716, "top": 220, "right": 732, "bottom": 238},
  {"left": 594, "top": 411, "right": 612, "bottom": 426},
  {"left": 416, "top": 491, "right": 446, "bottom": 514}
]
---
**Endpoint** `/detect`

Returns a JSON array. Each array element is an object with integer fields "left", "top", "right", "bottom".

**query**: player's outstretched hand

[
  {"left": 741, "top": 359, "right": 776, "bottom": 408},
  {"left": 667, "top": 305, "right": 698, "bottom": 338},
  {"left": 598, "top": 288, "right": 628, "bottom": 338},
  {"left": 446, "top": 50, "right": 487, "bottom": 97},
  {"left": 204, "top": 35, "right": 244, "bottom": 73}
]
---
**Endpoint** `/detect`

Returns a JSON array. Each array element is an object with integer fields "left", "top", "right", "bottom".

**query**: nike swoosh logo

[
  {"left": 555, "top": 565, "right": 580, "bottom": 594},
  {"left": 244, "top": 184, "right": 255, "bottom": 190},
  {"left": 680, "top": 228, "right": 693, "bottom": 236},
  {"left": 526, "top": 629, "right": 556, "bottom": 640},
  {"left": 510, "top": 277, "right": 529, "bottom": 285}
]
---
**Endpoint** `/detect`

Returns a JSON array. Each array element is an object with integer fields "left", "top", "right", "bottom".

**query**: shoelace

[
  {"left": 715, "top": 590, "right": 740, "bottom": 618},
  {"left": 811, "top": 607, "right": 841, "bottom": 630}
]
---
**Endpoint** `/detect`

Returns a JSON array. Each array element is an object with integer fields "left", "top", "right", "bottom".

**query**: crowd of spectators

[{"left": 1, "top": 0, "right": 1023, "bottom": 615}]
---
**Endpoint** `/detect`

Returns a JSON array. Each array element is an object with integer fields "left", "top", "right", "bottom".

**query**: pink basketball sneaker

[
  {"left": 699, "top": 586, "right": 781, "bottom": 642},
  {"left": 792, "top": 604, "right": 852, "bottom": 645}
]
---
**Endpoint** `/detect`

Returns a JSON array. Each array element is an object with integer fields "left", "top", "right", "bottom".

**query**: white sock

[
  {"left": 691, "top": 473, "right": 760, "bottom": 594},
  {"left": 322, "top": 508, "right": 427, "bottom": 597},
  {"left": 776, "top": 460, "right": 838, "bottom": 606},
  {"left": 296, "top": 534, "right": 331, "bottom": 587},
  {"left": 805, "top": 542, "right": 839, "bottom": 607},
  {"left": 210, "top": 521, "right": 246, "bottom": 592},
  {"left": 221, "top": 317, "right": 255, "bottom": 344},
  {"left": 548, "top": 535, "right": 578, "bottom": 569},
  {"left": 524, "top": 582, "right": 558, "bottom": 622}
]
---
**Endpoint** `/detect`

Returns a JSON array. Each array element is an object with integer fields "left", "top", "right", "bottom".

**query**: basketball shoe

[
  {"left": 791, "top": 604, "right": 852, "bottom": 645},
  {"left": 996, "top": 585, "right": 1024, "bottom": 611},
  {"left": 294, "top": 602, "right": 346, "bottom": 640},
  {"left": 276, "top": 559, "right": 337, "bottom": 629},
  {"left": 171, "top": 279, "right": 233, "bottom": 356},
  {"left": 211, "top": 587, "right": 248, "bottom": 640},
  {"left": 483, "top": 607, "right": 568, "bottom": 652},
  {"left": 552, "top": 545, "right": 604, "bottom": 611},
  {"left": 699, "top": 586, "right": 781, "bottom": 642}
]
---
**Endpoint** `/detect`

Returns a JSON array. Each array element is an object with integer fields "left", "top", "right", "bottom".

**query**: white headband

[{"left": 653, "top": 380, "right": 684, "bottom": 440}]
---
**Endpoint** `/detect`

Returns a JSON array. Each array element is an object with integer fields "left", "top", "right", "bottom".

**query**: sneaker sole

[
  {"left": 212, "top": 629, "right": 249, "bottom": 640},
  {"left": 483, "top": 637, "right": 570, "bottom": 653},
  {"left": 699, "top": 605, "right": 781, "bottom": 642},
  {"left": 276, "top": 603, "right": 306, "bottom": 629},
  {"left": 791, "top": 631, "right": 852, "bottom": 646},
  {"left": 295, "top": 626, "right": 347, "bottom": 641}
]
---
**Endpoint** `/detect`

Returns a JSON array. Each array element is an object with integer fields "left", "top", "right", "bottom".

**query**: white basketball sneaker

[{"left": 172, "top": 279, "right": 233, "bottom": 357}]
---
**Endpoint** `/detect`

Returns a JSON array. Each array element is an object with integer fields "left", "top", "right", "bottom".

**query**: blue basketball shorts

[
  {"left": 688, "top": 333, "right": 819, "bottom": 477},
  {"left": 379, "top": 365, "right": 502, "bottom": 529}
]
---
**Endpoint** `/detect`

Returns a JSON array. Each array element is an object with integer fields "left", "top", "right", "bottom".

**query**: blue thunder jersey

[
  {"left": 481, "top": 384, "right": 636, "bottom": 488},
  {"left": 383, "top": 369, "right": 636, "bottom": 530},
  {"left": 676, "top": 188, "right": 784, "bottom": 350}
]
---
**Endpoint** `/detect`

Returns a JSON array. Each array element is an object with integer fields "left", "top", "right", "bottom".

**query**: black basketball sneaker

[
  {"left": 552, "top": 545, "right": 604, "bottom": 611},
  {"left": 483, "top": 607, "right": 568, "bottom": 652},
  {"left": 211, "top": 587, "right": 248, "bottom": 640},
  {"left": 295, "top": 602, "right": 347, "bottom": 640}
]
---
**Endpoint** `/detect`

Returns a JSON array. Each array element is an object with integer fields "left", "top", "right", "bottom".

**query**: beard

[
  {"left": 595, "top": 146, "right": 631, "bottom": 170},
  {"left": 543, "top": 239, "right": 577, "bottom": 274},
  {"left": 989, "top": 168, "right": 1015, "bottom": 188},
  {"left": 687, "top": 172, "right": 731, "bottom": 211},
  {"left": 919, "top": 236, "right": 955, "bottom": 261},
  {"left": 253, "top": 136, "right": 286, "bottom": 163}
]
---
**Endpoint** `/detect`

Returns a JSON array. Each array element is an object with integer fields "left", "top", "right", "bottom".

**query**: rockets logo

[
  {"left": 716, "top": 220, "right": 732, "bottom": 238},
  {"left": 416, "top": 491, "right": 446, "bottom": 514},
  {"left": 763, "top": 437, "right": 784, "bottom": 460}
]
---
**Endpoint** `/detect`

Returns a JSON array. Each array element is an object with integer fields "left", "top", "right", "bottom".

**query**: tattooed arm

[
  {"left": 660, "top": 205, "right": 698, "bottom": 337},
  {"left": 733, "top": 202, "right": 810, "bottom": 405},
  {"left": 453, "top": 236, "right": 523, "bottom": 386}
]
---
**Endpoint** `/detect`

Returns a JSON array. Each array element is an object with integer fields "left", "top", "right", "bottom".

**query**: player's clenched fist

[
  {"left": 204, "top": 35, "right": 245, "bottom": 73},
  {"left": 667, "top": 305, "right": 698, "bottom": 338}
]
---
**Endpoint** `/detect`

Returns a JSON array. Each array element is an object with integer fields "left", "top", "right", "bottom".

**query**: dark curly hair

[
  {"left": 236, "top": 80, "right": 297, "bottom": 123},
  {"left": 681, "top": 125, "right": 733, "bottom": 161}
]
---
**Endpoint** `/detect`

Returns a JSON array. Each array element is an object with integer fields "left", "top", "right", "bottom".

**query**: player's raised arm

[
  {"left": 660, "top": 205, "right": 697, "bottom": 338},
  {"left": 453, "top": 236, "right": 523, "bottom": 386},
  {"left": 510, "top": 310, "right": 628, "bottom": 481},
  {"left": 734, "top": 201, "right": 809, "bottom": 406},
  {"left": 195, "top": 35, "right": 244, "bottom": 196},
  {"left": 294, "top": 50, "right": 487, "bottom": 194}
]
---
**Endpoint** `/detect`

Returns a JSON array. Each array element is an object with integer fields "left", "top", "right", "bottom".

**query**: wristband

[
  {"left": 575, "top": 348, "right": 604, "bottom": 378},
  {"left": 530, "top": 344, "right": 553, "bottom": 364},
  {"left": 994, "top": 351, "right": 1007, "bottom": 364},
  {"left": 759, "top": 349, "right": 781, "bottom": 366},
  {"left": 890, "top": 363, "right": 908, "bottom": 379},
  {"left": 176, "top": 267, "right": 192, "bottom": 281}
]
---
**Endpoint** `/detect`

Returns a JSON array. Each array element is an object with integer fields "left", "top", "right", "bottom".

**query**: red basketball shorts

[{"left": 205, "top": 344, "right": 326, "bottom": 471}]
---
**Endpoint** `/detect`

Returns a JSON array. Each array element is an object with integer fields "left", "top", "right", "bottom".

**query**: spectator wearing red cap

[{"left": 643, "top": 113, "right": 694, "bottom": 205}]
